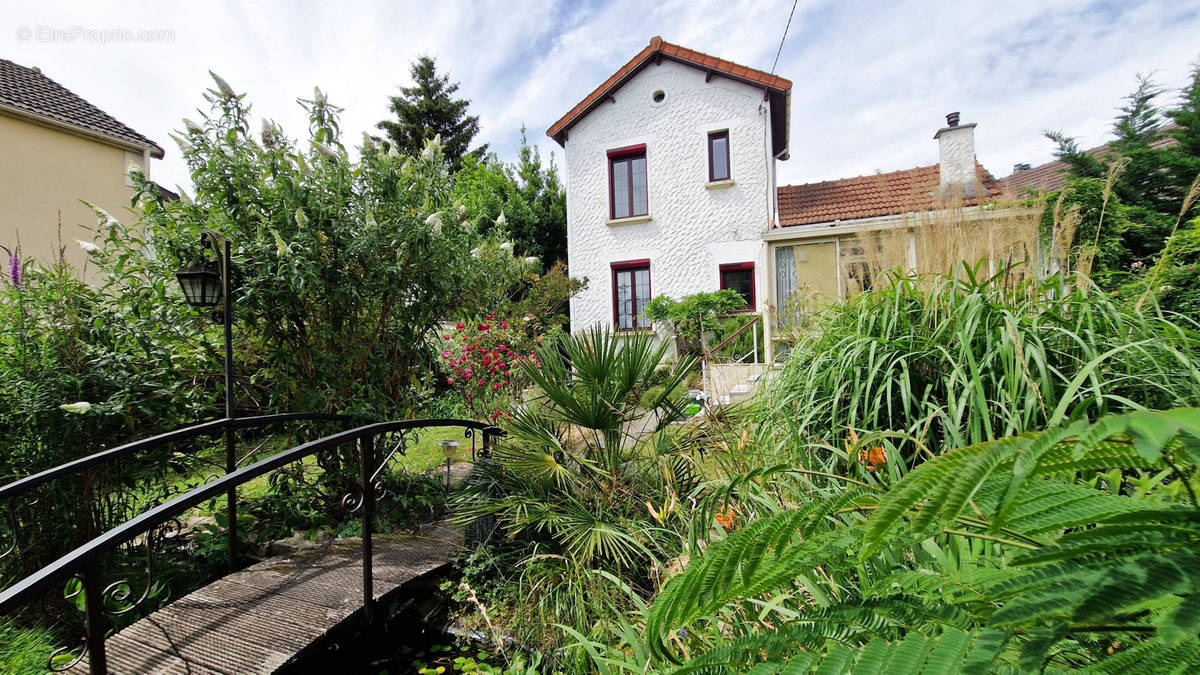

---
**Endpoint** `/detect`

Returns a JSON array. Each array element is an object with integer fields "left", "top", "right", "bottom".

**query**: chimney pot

[{"left": 946, "top": 112, "right": 960, "bottom": 127}]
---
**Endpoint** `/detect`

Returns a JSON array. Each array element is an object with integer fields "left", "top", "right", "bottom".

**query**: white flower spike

[
  {"left": 208, "top": 70, "right": 236, "bottom": 99},
  {"left": 312, "top": 140, "right": 339, "bottom": 161},
  {"left": 524, "top": 256, "right": 539, "bottom": 264},
  {"left": 60, "top": 401, "right": 92, "bottom": 414},
  {"left": 495, "top": 211, "right": 507, "bottom": 226},
  {"left": 76, "top": 239, "right": 100, "bottom": 254},
  {"left": 425, "top": 212, "right": 444, "bottom": 234},
  {"left": 80, "top": 200, "right": 120, "bottom": 228},
  {"left": 499, "top": 242, "right": 513, "bottom": 251}
]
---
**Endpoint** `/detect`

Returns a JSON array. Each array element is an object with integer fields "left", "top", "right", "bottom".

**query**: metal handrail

[
  {"left": 0, "top": 417, "right": 498, "bottom": 612},
  {"left": 700, "top": 312, "right": 762, "bottom": 362},
  {"left": 0, "top": 413, "right": 362, "bottom": 501},
  {"left": 0, "top": 417, "right": 502, "bottom": 674}
]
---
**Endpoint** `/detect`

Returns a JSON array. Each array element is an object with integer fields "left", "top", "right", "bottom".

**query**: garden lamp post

[
  {"left": 175, "top": 230, "right": 238, "bottom": 571},
  {"left": 439, "top": 440, "right": 460, "bottom": 489}
]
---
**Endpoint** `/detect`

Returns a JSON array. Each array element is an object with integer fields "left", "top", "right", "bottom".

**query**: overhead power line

[{"left": 771, "top": 0, "right": 800, "bottom": 74}]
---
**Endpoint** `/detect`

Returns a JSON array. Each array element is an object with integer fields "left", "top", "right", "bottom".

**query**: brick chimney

[{"left": 933, "top": 112, "right": 977, "bottom": 197}]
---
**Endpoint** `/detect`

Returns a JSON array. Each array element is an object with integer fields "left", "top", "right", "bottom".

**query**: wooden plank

[{"left": 67, "top": 524, "right": 464, "bottom": 674}]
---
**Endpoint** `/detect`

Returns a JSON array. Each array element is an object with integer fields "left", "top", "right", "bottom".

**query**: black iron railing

[{"left": 0, "top": 415, "right": 501, "bottom": 674}]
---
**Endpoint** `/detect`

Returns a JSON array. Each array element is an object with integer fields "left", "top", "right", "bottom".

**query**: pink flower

[
  {"left": 464, "top": 369, "right": 474, "bottom": 377},
  {"left": 501, "top": 380, "right": 508, "bottom": 386},
  {"left": 492, "top": 383, "right": 501, "bottom": 391},
  {"left": 500, "top": 321, "right": 508, "bottom": 329},
  {"left": 442, "top": 334, "right": 451, "bottom": 340},
  {"left": 442, "top": 350, "right": 453, "bottom": 359},
  {"left": 498, "top": 344, "right": 507, "bottom": 351},
  {"left": 456, "top": 322, "right": 465, "bottom": 330},
  {"left": 447, "top": 377, "right": 455, "bottom": 384},
  {"left": 482, "top": 357, "right": 492, "bottom": 366}
]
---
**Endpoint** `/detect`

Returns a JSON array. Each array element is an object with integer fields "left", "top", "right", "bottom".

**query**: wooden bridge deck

[{"left": 69, "top": 524, "right": 462, "bottom": 674}]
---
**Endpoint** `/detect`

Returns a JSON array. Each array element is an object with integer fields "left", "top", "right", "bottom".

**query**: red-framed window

[
  {"left": 608, "top": 144, "right": 648, "bottom": 219},
  {"left": 708, "top": 130, "right": 730, "bottom": 182},
  {"left": 719, "top": 262, "right": 755, "bottom": 309},
  {"left": 612, "top": 258, "right": 651, "bottom": 330}
]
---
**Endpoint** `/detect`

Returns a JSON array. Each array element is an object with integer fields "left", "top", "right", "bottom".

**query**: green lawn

[{"left": 396, "top": 428, "right": 481, "bottom": 472}]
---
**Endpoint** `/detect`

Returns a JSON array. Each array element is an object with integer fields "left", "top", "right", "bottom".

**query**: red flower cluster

[{"left": 442, "top": 314, "right": 540, "bottom": 421}]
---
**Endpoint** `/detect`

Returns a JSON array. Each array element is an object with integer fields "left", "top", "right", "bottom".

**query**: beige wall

[{"left": 0, "top": 113, "right": 146, "bottom": 277}]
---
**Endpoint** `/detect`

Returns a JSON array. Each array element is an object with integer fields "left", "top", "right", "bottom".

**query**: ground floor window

[
  {"left": 612, "top": 259, "right": 651, "bottom": 330},
  {"left": 719, "top": 262, "right": 755, "bottom": 308}
]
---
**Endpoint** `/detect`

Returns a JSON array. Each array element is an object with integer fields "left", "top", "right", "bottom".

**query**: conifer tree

[{"left": 377, "top": 56, "right": 486, "bottom": 169}]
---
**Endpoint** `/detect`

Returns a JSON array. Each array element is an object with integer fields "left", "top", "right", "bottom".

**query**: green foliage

[
  {"left": 646, "top": 290, "right": 747, "bottom": 334},
  {"left": 758, "top": 268, "right": 1200, "bottom": 459},
  {"left": 1043, "top": 67, "right": 1200, "bottom": 304},
  {"left": 0, "top": 619, "right": 59, "bottom": 674},
  {"left": 147, "top": 73, "right": 527, "bottom": 419},
  {"left": 632, "top": 408, "right": 1200, "bottom": 672},
  {"left": 376, "top": 55, "right": 486, "bottom": 170},
  {"left": 646, "top": 290, "right": 747, "bottom": 358},
  {"left": 452, "top": 129, "right": 568, "bottom": 265},
  {"left": 1, "top": 231, "right": 214, "bottom": 577},
  {"left": 451, "top": 330, "right": 697, "bottom": 648}
]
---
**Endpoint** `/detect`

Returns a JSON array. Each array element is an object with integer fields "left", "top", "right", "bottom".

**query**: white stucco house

[
  {"left": 546, "top": 36, "right": 791, "bottom": 338},
  {"left": 549, "top": 38, "right": 1025, "bottom": 370}
]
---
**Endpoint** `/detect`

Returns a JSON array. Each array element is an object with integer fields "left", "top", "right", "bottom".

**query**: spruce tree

[{"left": 377, "top": 56, "right": 486, "bottom": 169}]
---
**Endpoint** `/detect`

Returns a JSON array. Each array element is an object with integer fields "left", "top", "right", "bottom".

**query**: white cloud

[{"left": 3, "top": 0, "right": 1197, "bottom": 197}]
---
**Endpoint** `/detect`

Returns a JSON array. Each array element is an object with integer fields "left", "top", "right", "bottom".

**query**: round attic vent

[{"left": 651, "top": 89, "right": 667, "bottom": 104}]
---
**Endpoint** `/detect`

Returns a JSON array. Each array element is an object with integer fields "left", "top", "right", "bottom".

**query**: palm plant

[{"left": 451, "top": 330, "right": 697, "bottom": 642}]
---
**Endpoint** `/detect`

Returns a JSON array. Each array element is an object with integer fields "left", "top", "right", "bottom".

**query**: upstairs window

[
  {"left": 612, "top": 259, "right": 651, "bottom": 330},
  {"left": 609, "top": 145, "right": 648, "bottom": 219},
  {"left": 719, "top": 262, "right": 755, "bottom": 308},
  {"left": 708, "top": 130, "right": 730, "bottom": 182}
]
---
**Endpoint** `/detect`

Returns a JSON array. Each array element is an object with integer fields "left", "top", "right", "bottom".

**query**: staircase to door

[{"left": 700, "top": 313, "right": 775, "bottom": 405}]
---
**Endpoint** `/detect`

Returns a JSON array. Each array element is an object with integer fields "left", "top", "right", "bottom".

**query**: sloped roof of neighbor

[
  {"left": 1001, "top": 125, "right": 1179, "bottom": 194},
  {"left": 0, "top": 58, "right": 164, "bottom": 158},
  {"left": 777, "top": 163, "right": 1004, "bottom": 227}
]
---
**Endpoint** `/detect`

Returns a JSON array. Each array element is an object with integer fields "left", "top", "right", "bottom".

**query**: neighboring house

[
  {"left": 0, "top": 58, "right": 164, "bottom": 275},
  {"left": 546, "top": 36, "right": 791, "bottom": 336},
  {"left": 766, "top": 115, "right": 1011, "bottom": 334}
]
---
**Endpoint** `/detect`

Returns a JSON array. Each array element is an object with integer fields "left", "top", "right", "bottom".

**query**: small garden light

[{"left": 439, "top": 440, "right": 461, "bottom": 489}]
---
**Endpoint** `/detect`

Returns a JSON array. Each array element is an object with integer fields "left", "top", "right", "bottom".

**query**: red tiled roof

[
  {"left": 777, "top": 163, "right": 1004, "bottom": 227},
  {"left": 546, "top": 36, "right": 791, "bottom": 145},
  {"left": 1001, "top": 125, "right": 1179, "bottom": 195},
  {"left": 0, "top": 58, "right": 164, "bottom": 158}
]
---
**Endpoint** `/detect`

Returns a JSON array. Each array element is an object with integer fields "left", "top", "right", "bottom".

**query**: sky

[{"left": 4, "top": 0, "right": 1199, "bottom": 194}]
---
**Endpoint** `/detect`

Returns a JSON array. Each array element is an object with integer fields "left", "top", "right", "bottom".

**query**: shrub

[
  {"left": 759, "top": 266, "right": 1200, "bottom": 459},
  {"left": 450, "top": 330, "right": 696, "bottom": 648},
  {"left": 584, "top": 409, "right": 1200, "bottom": 672}
]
